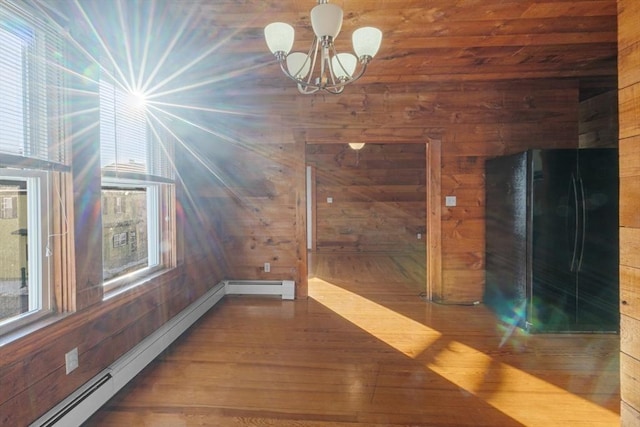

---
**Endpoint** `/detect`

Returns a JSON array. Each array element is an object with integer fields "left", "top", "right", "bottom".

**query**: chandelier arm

[
  {"left": 277, "top": 58, "right": 305, "bottom": 84},
  {"left": 326, "top": 43, "right": 340, "bottom": 88},
  {"left": 318, "top": 61, "right": 369, "bottom": 93},
  {"left": 269, "top": 30, "right": 373, "bottom": 94},
  {"left": 274, "top": 58, "right": 323, "bottom": 93},
  {"left": 344, "top": 59, "right": 369, "bottom": 83},
  {"left": 298, "top": 83, "right": 320, "bottom": 94},
  {"left": 277, "top": 59, "right": 365, "bottom": 94},
  {"left": 304, "top": 36, "right": 321, "bottom": 88},
  {"left": 325, "top": 86, "right": 345, "bottom": 94}
]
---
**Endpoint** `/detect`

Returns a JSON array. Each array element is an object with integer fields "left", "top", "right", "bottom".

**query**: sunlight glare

[
  {"left": 129, "top": 90, "right": 147, "bottom": 109},
  {"left": 426, "top": 340, "right": 618, "bottom": 425},
  {"left": 310, "top": 278, "right": 619, "bottom": 426},
  {"left": 309, "top": 278, "right": 442, "bottom": 358}
]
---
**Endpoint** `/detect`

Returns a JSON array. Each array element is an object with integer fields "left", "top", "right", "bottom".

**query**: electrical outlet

[
  {"left": 65, "top": 347, "right": 79, "bottom": 374},
  {"left": 417, "top": 233, "right": 422, "bottom": 239},
  {"left": 264, "top": 262, "right": 271, "bottom": 273}
]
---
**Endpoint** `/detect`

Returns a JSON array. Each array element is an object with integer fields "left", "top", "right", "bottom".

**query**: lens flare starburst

[{"left": 33, "top": 0, "right": 275, "bottom": 210}]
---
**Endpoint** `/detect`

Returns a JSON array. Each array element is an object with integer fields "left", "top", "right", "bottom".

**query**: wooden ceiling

[
  {"left": 41, "top": 0, "right": 618, "bottom": 145},
  {"left": 190, "top": 0, "right": 617, "bottom": 88}
]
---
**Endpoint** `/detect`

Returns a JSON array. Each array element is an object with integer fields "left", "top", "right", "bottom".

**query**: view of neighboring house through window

[
  {"left": 0, "top": 181, "right": 28, "bottom": 321},
  {"left": 0, "top": 1, "right": 65, "bottom": 331},
  {"left": 101, "top": 186, "right": 152, "bottom": 282},
  {"left": 0, "top": 176, "right": 47, "bottom": 325},
  {"left": 99, "top": 76, "right": 175, "bottom": 289}
]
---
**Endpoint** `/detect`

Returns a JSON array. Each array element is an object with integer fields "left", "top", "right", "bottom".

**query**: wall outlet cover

[{"left": 65, "top": 348, "right": 79, "bottom": 374}]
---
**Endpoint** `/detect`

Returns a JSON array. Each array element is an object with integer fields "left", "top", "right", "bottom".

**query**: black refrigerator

[{"left": 484, "top": 149, "right": 619, "bottom": 333}]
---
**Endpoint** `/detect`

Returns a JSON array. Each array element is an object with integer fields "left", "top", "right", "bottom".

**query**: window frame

[
  {"left": 98, "top": 68, "right": 176, "bottom": 295},
  {"left": 0, "top": 0, "right": 69, "bottom": 335},
  {"left": 101, "top": 176, "right": 175, "bottom": 295},
  {"left": 0, "top": 168, "right": 52, "bottom": 332}
]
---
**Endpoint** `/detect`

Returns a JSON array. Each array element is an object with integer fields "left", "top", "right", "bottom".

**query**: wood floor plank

[{"left": 85, "top": 253, "right": 620, "bottom": 427}]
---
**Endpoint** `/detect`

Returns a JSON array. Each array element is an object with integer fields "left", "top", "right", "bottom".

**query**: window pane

[
  {"left": 0, "top": 180, "right": 28, "bottom": 322},
  {"left": 102, "top": 188, "right": 149, "bottom": 282},
  {"left": 99, "top": 80, "right": 149, "bottom": 174},
  {"left": 0, "top": 4, "right": 65, "bottom": 165},
  {"left": 0, "top": 26, "right": 26, "bottom": 154}
]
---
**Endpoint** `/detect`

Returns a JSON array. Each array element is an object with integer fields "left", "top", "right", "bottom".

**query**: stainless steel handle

[
  {"left": 577, "top": 177, "right": 586, "bottom": 272},
  {"left": 569, "top": 174, "right": 579, "bottom": 272}
]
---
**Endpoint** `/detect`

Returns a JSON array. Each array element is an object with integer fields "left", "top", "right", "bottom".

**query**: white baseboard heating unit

[
  {"left": 30, "top": 279, "right": 294, "bottom": 427},
  {"left": 223, "top": 279, "right": 295, "bottom": 300}
]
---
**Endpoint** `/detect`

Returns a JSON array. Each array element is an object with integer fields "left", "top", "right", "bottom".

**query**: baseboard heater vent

[
  {"left": 31, "top": 278, "right": 294, "bottom": 426},
  {"left": 37, "top": 373, "right": 112, "bottom": 427},
  {"left": 224, "top": 279, "right": 295, "bottom": 300}
]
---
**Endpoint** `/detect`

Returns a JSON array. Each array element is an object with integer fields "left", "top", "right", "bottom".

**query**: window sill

[
  {"left": 0, "top": 311, "right": 71, "bottom": 348},
  {"left": 103, "top": 266, "right": 179, "bottom": 302}
]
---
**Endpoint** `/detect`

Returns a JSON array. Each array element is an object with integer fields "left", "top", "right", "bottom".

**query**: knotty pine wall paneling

[
  {"left": 192, "top": 124, "right": 308, "bottom": 296},
  {"left": 436, "top": 81, "right": 578, "bottom": 302},
  {"left": 307, "top": 143, "right": 426, "bottom": 254},
  {"left": 579, "top": 90, "right": 619, "bottom": 148},
  {"left": 618, "top": 0, "right": 640, "bottom": 423},
  {"left": 274, "top": 79, "right": 580, "bottom": 303}
]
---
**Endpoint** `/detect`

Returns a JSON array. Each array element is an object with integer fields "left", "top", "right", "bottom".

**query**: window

[
  {"left": 113, "top": 231, "right": 128, "bottom": 248},
  {"left": 0, "top": 1, "right": 66, "bottom": 332},
  {"left": 100, "top": 77, "right": 175, "bottom": 291},
  {"left": 0, "top": 173, "right": 49, "bottom": 326},
  {"left": 1, "top": 196, "right": 18, "bottom": 219}
]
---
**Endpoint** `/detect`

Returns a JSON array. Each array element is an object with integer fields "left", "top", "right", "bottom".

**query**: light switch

[
  {"left": 445, "top": 196, "right": 457, "bottom": 207},
  {"left": 327, "top": 197, "right": 333, "bottom": 204}
]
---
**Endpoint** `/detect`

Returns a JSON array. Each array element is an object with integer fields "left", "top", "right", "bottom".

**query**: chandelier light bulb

[
  {"left": 353, "top": 27, "right": 383, "bottom": 60},
  {"left": 332, "top": 53, "right": 357, "bottom": 79},
  {"left": 264, "top": 22, "right": 294, "bottom": 55},
  {"left": 310, "top": 3, "right": 343, "bottom": 39},
  {"left": 287, "top": 52, "right": 311, "bottom": 79}
]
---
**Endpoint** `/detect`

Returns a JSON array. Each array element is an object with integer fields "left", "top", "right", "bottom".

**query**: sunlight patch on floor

[
  {"left": 309, "top": 277, "right": 619, "bottom": 426},
  {"left": 309, "top": 278, "right": 442, "bottom": 358}
]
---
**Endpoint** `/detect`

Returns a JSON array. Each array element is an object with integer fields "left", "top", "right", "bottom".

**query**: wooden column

[
  {"left": 427, "top": 138, "right": 442, "bottom": 301},
  {"left": 618, "top": 0, "right": 640, "bottom": 423}
]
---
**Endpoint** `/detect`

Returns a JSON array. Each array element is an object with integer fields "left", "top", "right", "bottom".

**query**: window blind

[
  {"left": 0, "top": 1, "right": 66, "bottom": 166},
  {"left": 99, "top": 77, "right": 174, "bottom": 181}
]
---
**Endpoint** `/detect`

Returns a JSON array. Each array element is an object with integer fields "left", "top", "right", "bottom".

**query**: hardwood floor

[{"left": 86, "top": 253, "right": 620, "bottom": 426}]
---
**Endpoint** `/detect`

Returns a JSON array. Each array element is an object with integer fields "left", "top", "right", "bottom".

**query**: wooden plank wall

[
  {"left": 579, "top": 90, "right": 619, "bottom": 148},
  {"left": 268, "top": 79, "right": 579, "bottom": 302},
  {"left": 618, "top": 0, "right": 640, "bottom": 424},
  {"left": 438, "top": 81, "right": 579, "bottom": 301},
  {"left": 0, "top": 78, "right": 586, "bottom": 425},
  {"left": 306, "top": 143, "right": 426, "bottom": 253},
  {"left": 0, "top": 146, "right": 230, "bottom": 425},
  {"left": 190, "top": 126, "right": 308, "bottom": 296},
  {"left": 0, "top": 52, "right": 606, "bottom": 427},
  {"left": 0, "top": 44, "right": 233, "bottom": 422}
]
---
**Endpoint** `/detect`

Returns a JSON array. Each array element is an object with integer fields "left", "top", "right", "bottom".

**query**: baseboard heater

[{"left": 30, "top": 279, "right": 294, "bottom": 427}]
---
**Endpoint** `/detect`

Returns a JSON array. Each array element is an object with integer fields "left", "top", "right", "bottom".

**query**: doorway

[{"left": 305, "top": 142, "right": 429, "bottom": 295}]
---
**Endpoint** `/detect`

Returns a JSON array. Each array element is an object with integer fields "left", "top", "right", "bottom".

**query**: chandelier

[{"left": 264, "top": 0, "right": 382, "bottom": 95}]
